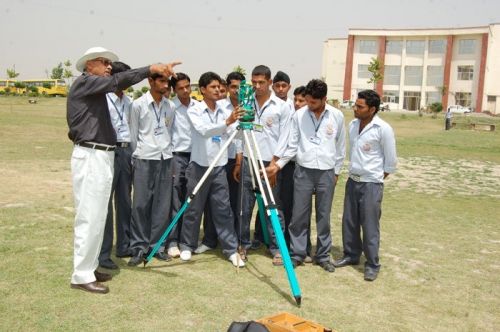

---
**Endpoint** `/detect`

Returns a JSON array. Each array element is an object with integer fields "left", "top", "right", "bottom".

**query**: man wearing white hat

[{"left": 67, "top": 46, "right": 180, "bottom": 294}]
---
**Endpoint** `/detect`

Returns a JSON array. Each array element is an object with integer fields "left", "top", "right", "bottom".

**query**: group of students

[{"left": 67, "top": 47, "right": 397, "bottom": 295}]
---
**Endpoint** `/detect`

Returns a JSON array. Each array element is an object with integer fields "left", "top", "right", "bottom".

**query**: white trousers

[{"left": 71, "top": 145, "right": 114, "bottom": 284}]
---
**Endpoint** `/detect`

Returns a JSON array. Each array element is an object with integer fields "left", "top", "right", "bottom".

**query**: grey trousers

[
  {"left": 289, "top": 166, "right": 336, "bottom": 263},
  {"left": 129, "top": 157, "right": 172, "bottom": 254},
  {"left": 240, "top": 158, "right": 285, "bottom": 256},
  {"left": 201, "top": 158, "right": 239, "bottom": 248},
  {"left": 179, "top": 162, "right": 238, "bottom": 258},
  {"left": 279, "top": 161, "right": 295, "bottom": 247},
  {"left": 167, "top": 153, "right": 191, "bottom": 249},
  {"left": 342, "top": 178, "right": 384, "bottom": 270},
  {"left": 99, "top": 145, "right": 132, "bottom": 262}
]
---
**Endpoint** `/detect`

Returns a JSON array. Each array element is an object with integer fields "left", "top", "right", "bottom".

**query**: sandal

[{"left": 272, "top": 253, "right": 283, "bottom": 266}]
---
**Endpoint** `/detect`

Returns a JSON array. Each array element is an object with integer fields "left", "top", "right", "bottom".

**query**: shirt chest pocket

[
  {"left": 263, "top": 114, "right": 278, "bottom": 128},
  {"left": 322, "top": 122, "right": 336, "bottom": 140}
]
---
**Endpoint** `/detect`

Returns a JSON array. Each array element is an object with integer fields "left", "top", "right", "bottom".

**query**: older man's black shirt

[{"left": 67, "top": 66, "right": 150, "bottom": 145}]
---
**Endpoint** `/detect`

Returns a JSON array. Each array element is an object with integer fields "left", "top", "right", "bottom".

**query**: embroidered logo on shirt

[
  {"left": 326, "top": 124, "right": 335, "bottom": 136},
  {"left": 362, "top": 143, "right": 371, "bottom": 152},
  {"left": 265, "top": 117, "right": 274, "bottom": 128},
  {"left": 165, "top": 117, "right": 171, "bottom": 127}
]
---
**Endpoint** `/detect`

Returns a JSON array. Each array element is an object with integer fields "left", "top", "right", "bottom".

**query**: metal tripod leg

[
  {"left": 242, "top": 129, "right": 302, "bottom": 306},
  {"left": 144, "top": 129, "right": 240, "bottom": 265}
]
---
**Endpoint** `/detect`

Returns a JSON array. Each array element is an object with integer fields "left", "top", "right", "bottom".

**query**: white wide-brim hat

[{"left": 76, "top": 46, "right": 119, "bottom": 72}]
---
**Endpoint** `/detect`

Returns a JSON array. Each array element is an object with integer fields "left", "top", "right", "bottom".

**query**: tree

[
  {"left": 63, "top": 60, "right": 73, "bottom": 87},
  {"left": 232, "top": 65, "right": 246, "bottom": 76},
  {"left": 51, "top": 63, "right": 64, "bottom": 79},
  {"left": 367, "top": 57, "right": 383, "bottom": 88},
  {"left": 6, "top": 67, "right": 19, "bottom": 79}
]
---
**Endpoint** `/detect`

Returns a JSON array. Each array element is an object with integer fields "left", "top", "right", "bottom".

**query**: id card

[
  {"left": 253, "top": 124, "right": 263, "bottom": 132},
  {"left": 212, "top": 135, "right": 221, "bottom": 143},
  {"left": 154, "top": 127, "right": 164, "bottom": 136},
  {"left": 117, "top": 124, "right": 128, "bottom": 133},
  {"left": 309, "top": 136, "right": 321, "bottom": 145}
]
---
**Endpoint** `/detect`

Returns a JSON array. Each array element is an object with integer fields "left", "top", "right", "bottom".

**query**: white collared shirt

[
  {"left": 129, "top": 91, "right": 174, "bottom": 160},
  {"left": 171, "top": 96, "right": 199, "bottom": 153},
  {"left": 218, "top": 97, "right": 243, "bottom": 159},
  {"left": 348, "top": 115, "right": 397, "bottom": 183},
  {"left": 277, "top": 104, "right": 346, "bottom": 172},
  {"left": 188, "top": 100, "right": 237, "bottom": 167},
  {"left": 242, "top": 93, "right": 292, "bottom": 161},
  {"left": 107, "top": 92, "right": 132, "bottom": 143}
]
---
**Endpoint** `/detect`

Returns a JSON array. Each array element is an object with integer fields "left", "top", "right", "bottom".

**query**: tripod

[{"left": 144, "top": 120, "right": 302, "bottom": 306}]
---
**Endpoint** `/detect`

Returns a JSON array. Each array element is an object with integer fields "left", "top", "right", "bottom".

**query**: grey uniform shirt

[
  {"left": 171, "top": 96, "right": 198, "bottom": 153},
  {"left": 130, "top": 91, "right": 175, "bottom": 160},
  {"left": 107, "top": 92, "right": 132, "bottom": 143},
  {"left": 67, "top": 66, "right": 150, "bottom": 145}
]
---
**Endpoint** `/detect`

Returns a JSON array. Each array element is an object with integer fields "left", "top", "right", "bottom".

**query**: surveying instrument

[{"left": 144, "top": 81, "right": 302, "bottom": 306}]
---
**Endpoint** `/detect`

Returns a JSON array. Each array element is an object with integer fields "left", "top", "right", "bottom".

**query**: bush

[
  {"left": 0, "top": 90, "right": 5, "bottom": 96},
  {"left": 141, "top": 86, "right": 149, "bottom": 93},
  {"left": 429, "top": 102, "right": 443, "bottom": 114},
  {"left": 133, "top": 91, "right": 143, "bottom": 99}
]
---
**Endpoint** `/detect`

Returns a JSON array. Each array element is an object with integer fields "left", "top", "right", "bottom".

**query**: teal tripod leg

[{"left": 255, "top": 192, "right": 269, "bottom": 246}]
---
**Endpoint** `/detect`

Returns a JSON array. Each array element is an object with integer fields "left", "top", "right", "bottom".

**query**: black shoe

[
  {"left": 154, "top": 252, "right": 172, "bottom": 261},
  {"left": 333, "top": 256, "right": 359, "bottom": 268},
  {"left": 128, "top": 250, "right": 144, "bottom": 266},
  {"left": 364, "top": 269, "right": 379, "bottom": 281},
  {"left": 250, "top": 239, "right": 262, "bottom": 250},
  {"left": 99, "top": 258, "right": 118, "bottom": 270},
  {"left": 291, "top": 259, "right": 303, "bottom": 269},
  {"left": 116, "top": 249, "right": 132, "bottom": 258},
  {"left": 318, "top": 261, "right": 335, "bottom": 273}
]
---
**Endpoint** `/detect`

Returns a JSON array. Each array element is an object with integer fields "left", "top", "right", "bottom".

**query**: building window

[
  {"left": 403, "top": 91, "right": 421, "bottom": 111},
  {"left": 386, "top": 40, "right": 403, "bottom": 54},
  {"left": 428, "top": 39, "right": 446, "bottom": 54},
  {"left": 357, "top": 64, "right": 371, "bottom": 79},
  {"left": 359, "top": 40, "right": 377, "bottom": 54},
  {"left": 405, "top": 66, "right": 423, "bottom": 86},
  {"left": 426, "top": 66, "right": 444, "bottom": 86},
  {"left": 426, "top": 92, "right": 441, "bottom": 105},
  {"left": 457, "top": 65, "right": 474, "bottom": 80},
  {"left": 383, "top": 90, "right": 399, "bottom": 104},
  {"left": 406, "top": 40, "right": 425, "bottom": 55},
  {"left": 384, "top": 65, "right": 401, "bottom": 85},
  {"left": 455, "top": 92, "right": 472, "bottom": 107},
  {"left": 458, "top": 39, "right": 476, "bottom": 54}
]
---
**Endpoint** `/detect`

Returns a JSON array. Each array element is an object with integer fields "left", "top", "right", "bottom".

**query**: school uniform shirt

[
  {"left": 188, "top": 100, "right": 237, "bottom": 167},
  {"left": 277, "top": 104, "right": 346, "bottom": 172},
  {"left": 171, "top": 96, "right": 198, "bottom": 153},
  {"left": 348, "top": 115, "right": 397, "bottom": 183},
  {"left": 107, "top": 93, "right": 132, "bottom": 143},
  {"left": 242, "top": 93, "right": 292, "bottom": 161},
  {"left": 218, "top": 97, "right": 243, "bottom": 159},
  {"left": 129, "top": 91, "right": 174, "bottom": 160}
]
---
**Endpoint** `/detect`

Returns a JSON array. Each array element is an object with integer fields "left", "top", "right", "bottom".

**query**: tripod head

[{"left": 238, "top": 80, "right": 255, "bottom": 123}]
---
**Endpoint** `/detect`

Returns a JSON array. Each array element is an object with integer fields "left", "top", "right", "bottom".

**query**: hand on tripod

[{"left": 225, "top": 105, "right": 246, "bottom": 126}]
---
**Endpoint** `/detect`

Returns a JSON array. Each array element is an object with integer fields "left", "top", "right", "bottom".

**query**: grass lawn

[{"left": 0, "top": 96, "right": 499, "bottom": 331}]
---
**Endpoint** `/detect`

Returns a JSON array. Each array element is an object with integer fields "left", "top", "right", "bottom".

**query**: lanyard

[
  {"left": 253, "top": 100, "right": 270, "bottom": 123},
  {"left": 151, "top": 102, "right": 162, "bottom": 128},
  {"left": 205, "top": 108, "right": 219, "bottom": 124},
  {"left": 308, "top": 109, "right": 328, "bottom": 134},
  {"left": 107, "top": 95, "right": 125, "bottom": 123}
]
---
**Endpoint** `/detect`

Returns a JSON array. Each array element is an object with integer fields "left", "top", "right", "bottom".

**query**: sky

[{"left": 2, "top": 0, "right": 500, "bottom": 87}]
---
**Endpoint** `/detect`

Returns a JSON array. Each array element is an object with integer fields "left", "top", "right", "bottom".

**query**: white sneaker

[
  {"left": 229, "top": 253, "right": 245, "bottom": 267},
  {"left": 180, "top": 250, "right": 192, "bottom": 261},
  {"left": 194, "top": 244, "right": 214, "bottom": 254},
  {"left": 167, "top": 246, "right": 180, "bottom": 258}
]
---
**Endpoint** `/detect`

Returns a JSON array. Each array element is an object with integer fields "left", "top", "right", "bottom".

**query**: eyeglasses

[{"left": 93, "top": 58, "right": 112, "bottom": 66}]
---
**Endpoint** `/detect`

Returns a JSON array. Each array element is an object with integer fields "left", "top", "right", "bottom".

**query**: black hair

[
  {"left": 293, "top": 86, "right": 306, "bottom": 97},
  {"left": 150, "top": 73, "right": 166, "bottom": 80},
  {"left": 358, "top": 89, "right": 381, "bottom": 113},
  {"left": 251, "top": 65, "right": 271, "bottom": 80},
  {"left": 226, "top": 72, "right": 246, "bottom": 85},
  {"left": 111, "top": 61, "right": 131, "bottom": 75},
  {"left": 169, "top": 72, "right": 190, "bottom": 89},
  {"left": 199, "top": 72, "right": 222, "bottom": 88},
  {"left": 304, "top": 79, "right": 327, "bottom": 99}
]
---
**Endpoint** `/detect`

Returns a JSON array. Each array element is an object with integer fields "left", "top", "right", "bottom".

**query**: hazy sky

[{"left": 2, "top": 0, "right": 500, "bottom": 86}]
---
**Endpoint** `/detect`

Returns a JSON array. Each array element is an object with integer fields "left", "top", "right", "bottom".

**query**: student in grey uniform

[
  {"left": 333, "top": 89, "right": 397, "bottom": 281},
  {"left": 233, "top": 65, "right": 292, "bottom": 266},
  {"left": 179, "top": 72, "right": 245, "bottom": 267},
  {"left": 267, "top": 79, "right": 345, "bottom": 272},
  {"left": 167, "top": 73, "right": 198, "bottom": 258},
  {"left": 196, "top": 71, "right": 246, "bottom": 254},
  {"left": 128, "top": 73, "right": 175, "bottom": 266},
  {"left": 99, "top": 61, "right": 134, "bottom": 270}
]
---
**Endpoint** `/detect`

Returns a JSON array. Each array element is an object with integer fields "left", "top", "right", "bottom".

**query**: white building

[{"left": 322, "top": 24, "right": 500, "bottom": 114}]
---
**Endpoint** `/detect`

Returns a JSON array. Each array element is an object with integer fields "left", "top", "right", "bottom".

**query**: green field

[{"left": 1, "top": 96, "right": 499, "bottom": 331}]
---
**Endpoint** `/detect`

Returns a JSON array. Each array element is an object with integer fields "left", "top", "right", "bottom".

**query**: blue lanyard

[
  {"left": 253, "top": 100, "right": 270, "bottom": 123},
  {"left": 107, "top": 95, "right": 125, "bottom": 123},
  {"left": 205, "top": 108, "right": 219, "bottom": 124},
  {"left": 151, "top": 102, "right": 162, "bottom": 128},
  {"left": 308, "top": 109, "right": 328, "bottom": 134}
]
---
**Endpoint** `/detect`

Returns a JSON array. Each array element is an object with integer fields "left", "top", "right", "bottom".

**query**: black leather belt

[
  {"left": 116, "top": 142, "right": 130, "bottom": 148},
  {"left": 77, "top": 142, "right": 116, "bottom": 151},
  {"left": 173, "top": 151, "right": 191, "bottom": 158}
]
